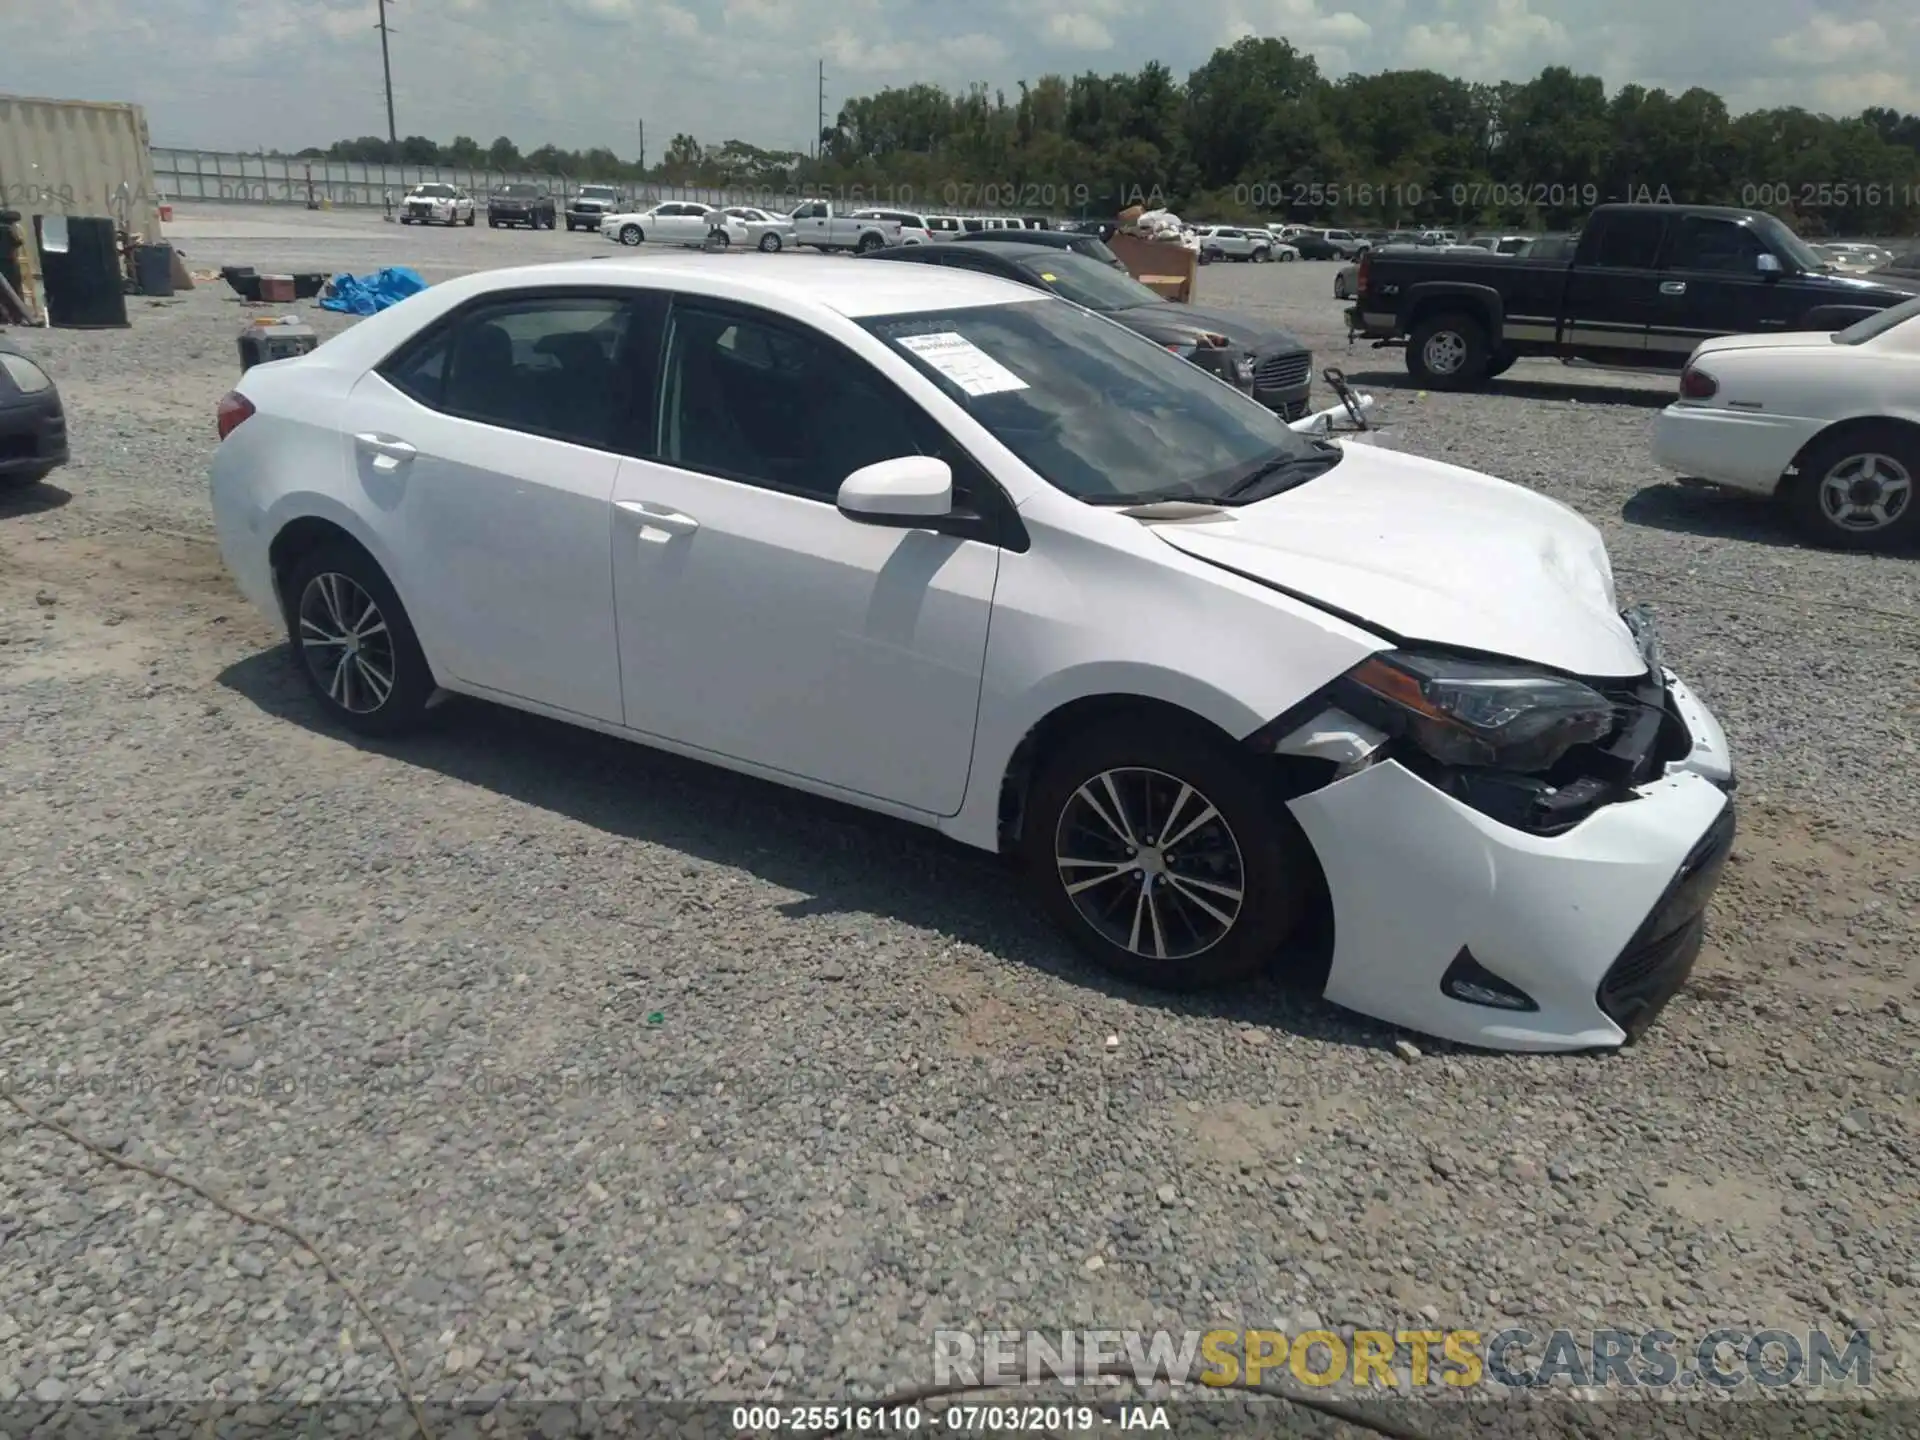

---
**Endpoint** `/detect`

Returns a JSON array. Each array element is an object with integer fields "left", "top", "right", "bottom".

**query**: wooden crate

[{"left": 1108, "top": 233, "right": 1196, "bottom": 303}]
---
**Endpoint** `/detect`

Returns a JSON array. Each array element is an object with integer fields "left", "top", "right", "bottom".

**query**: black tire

[
  {"left": 1252, "top": 247, "right": 1270, "bottom": 262},
  {"left": 1334, "top": 274, "right": 1349, "bottom": 299},
  {"left": 758, "top": 231, "right": 781, "bottom": 252},
  {"left": 465, "top": 211, "right": 475, "bottom": 226},
  {"left": 1019, "top": 716, "right": 1314, "bottom": 991},
  {"left": 400, "top": 216, "right": 413, "bottom": 225},
  {"left": 488, "top": 218, "right": 499, "bottom": 228},
  {"left": 0, "top": 468, "right": 51, "bottom": 491},
  {"left": 282, "top": 542, "right": 434, "bottom": 738},
  {"left": 1407, "top": 310, "right": 1490, "bottom": 389},
  {"left": 856, "top": 233, "right": 884, "bottom": 253},
  {"left": 619, "top": 224, "right": 643, "bottom": 246},
  {"left": 1484, "top": 349, "right": 1517, "bottom": 379},
  {"left": 1786, "top": 424, "right": 1920, "bottom": 552}
]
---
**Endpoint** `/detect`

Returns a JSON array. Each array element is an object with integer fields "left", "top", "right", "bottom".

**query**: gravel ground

[{"left": 1, "top": 208, "right": 1916, "bottom": 1432}]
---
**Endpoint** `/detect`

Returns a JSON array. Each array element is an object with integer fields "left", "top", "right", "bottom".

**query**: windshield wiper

[{"left": 1217, "top": 441, "right": 1342, "bottom": 503}]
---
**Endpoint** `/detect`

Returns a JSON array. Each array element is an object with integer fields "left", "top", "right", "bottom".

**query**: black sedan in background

[
  {"left": 951, "top": 227, "right": 1128, "bottom": 269},
  {"left": 0, "top": 344, "right": 69, "bottom": 490},
  {"left": 860, "top": 242, "right": 1314, "bottom": 419}
]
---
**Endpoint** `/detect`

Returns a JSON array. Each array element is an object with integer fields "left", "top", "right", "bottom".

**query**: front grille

[{"left": 1256, "top": 352, "right": 1311, "bottom": 389}]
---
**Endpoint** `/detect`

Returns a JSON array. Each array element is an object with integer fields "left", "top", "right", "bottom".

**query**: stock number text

[
  {"left": 732, "top": 1405, "right": 923, "bottom": 1432},
  {"left": 1237, "top": 181, "right": 1424, "bottom": 208},
  {"left": 1742, "top": 181, "right": 1920, "bottom": 210}
]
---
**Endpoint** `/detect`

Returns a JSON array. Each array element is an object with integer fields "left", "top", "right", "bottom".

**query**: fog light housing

[{"left": 1440, "top": 948, "right": 1539, "bottom": 1011}]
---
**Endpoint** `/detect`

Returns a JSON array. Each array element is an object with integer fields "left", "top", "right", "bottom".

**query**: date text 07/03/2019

[{"left": 728, "top": 1404, "right": 1170, "bottom": 1432}]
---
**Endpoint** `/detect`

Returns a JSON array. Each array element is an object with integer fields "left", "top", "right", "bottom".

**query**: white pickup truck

[{"left": 787, "top": 201, "right": 902, "bottom": 253}]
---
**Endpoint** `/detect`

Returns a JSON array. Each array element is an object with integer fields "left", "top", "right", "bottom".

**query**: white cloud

[
  {"left": 1769, "top": 15, "right": 1887, "bottom": 66},
  {"left": 1046, "top": 13, "right": 1116, "bottom": 49}
]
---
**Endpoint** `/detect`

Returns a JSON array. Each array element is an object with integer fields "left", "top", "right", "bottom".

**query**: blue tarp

[{"left": 320, "top": 266, "right": 428, "bottom": 315}]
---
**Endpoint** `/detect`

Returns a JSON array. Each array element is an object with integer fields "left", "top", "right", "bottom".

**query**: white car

[
  {"left": 400, "top": 183, "right": 475, "bottom": 226},
  {"left": 209, "top": 255, "right": 1735, "bottom": 1053},
  {"left": 1651, "top": 293, "right": 1920, "bottom": 551},
  {"left": 853, "top": 209, "right": 935, "bottom": 245},
  {"left": 723, "top": 206, "right": 796, "bottom": 252},
  {"left": 1815, "top": 242, "right": 1893, "bottom": 273},
  {"left": 600, "top": 202, "right": 751, "bottom": 249},
  {"left": 1197, "top": 227, "right": 1274, "bottom": 263}
]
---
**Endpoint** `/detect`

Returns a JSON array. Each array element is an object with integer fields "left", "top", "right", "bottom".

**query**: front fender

[{"left": 262, "top": 494, "right": 442, "bottom": 670}]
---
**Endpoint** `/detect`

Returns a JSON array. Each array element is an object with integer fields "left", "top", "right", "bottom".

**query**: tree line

[{"left": 298, "top": 40, "right": 1920, "bottom": 236}]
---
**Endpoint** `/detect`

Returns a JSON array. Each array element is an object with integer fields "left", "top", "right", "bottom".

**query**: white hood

[{"left": 1149, "top": 445, "right": 1648, "bottom": 677}]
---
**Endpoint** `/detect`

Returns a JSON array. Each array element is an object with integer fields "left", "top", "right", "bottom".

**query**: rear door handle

[
  {"left": 1659, "top": 281, "right": 1687, "bottom": 295},
  {"left": 616, "top": 498, "right": 700, "bottom": 540},
  {"left": 353, "top": 432, "right": 417, "bottom": 471}
]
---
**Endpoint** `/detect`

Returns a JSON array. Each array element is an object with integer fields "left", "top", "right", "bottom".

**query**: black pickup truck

[{"left": 1346, "top": 203, "right": 1919, "bottom": 388}]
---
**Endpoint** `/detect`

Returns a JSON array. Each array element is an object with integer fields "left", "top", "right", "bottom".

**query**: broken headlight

[{"left": 1336, "top": 650, "right": 1616, "bottom": 773}]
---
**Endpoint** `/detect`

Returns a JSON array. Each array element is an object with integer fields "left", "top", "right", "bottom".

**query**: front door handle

[
  {"left": 353, "top": 432, "right": 417, "bottom": 471},
  {"left": 1659, "top": 281, "right": 1687, "bottom": 295},
  {"left": 616, "top": 499, "right": 700, "bottom": 540}
]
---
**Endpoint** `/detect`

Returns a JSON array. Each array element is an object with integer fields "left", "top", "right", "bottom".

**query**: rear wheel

[
  {"left": 856, "top": 233, "right": 884, "bottom": 253},
  {"left": 283, "top": 543, "right": 434, "bottom": 738},
  {"left": 1333, "top": 273, "right": 1349, "bottom": 299},
  {"left": 1787, "top": 425, "right": 1920, "bottom": 552},
  {"left": 758, "top": 231, "right": 782, "bottom": 252},
  {"left": 1407, "top": 311, "right": 1490, "bottom": 389},
  {"left": 1019, "top": 717, "right": 1314, "bottom": 991}
]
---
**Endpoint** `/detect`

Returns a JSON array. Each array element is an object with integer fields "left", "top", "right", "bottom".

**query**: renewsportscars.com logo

[{"left": 932, "top": 1327, "right": 1875, "bottom": 1392}]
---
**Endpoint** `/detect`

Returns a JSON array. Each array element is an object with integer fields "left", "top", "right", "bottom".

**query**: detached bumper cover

[{"left": 1286, "top": 671, "right": 1735, "bottom": 1051}]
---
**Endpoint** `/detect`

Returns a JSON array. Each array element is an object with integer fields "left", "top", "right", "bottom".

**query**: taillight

[
  {"left": 1679, "top": 366, "right": 1717, "bottom": 400},
  {"left": 1355, "top": 251, "right": 1371, "bottom": 293},
  {"left": 216, "top": 391, "right": 255, "bottom": 440}
]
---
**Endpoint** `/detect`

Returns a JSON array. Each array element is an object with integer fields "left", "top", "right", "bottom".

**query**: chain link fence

[{"left": 149, "top": 147, "right": 816, "bottom": 214}]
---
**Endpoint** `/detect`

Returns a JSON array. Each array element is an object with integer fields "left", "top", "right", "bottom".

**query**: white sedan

[
  {"left": 1651, "top": 293, "right": 1920, "bottom": 550},
  {"left": 399, "top": 183, "right": 475, "bottom": 226},
  {"left": 599, "top": 202, "right": 751, "bottom": 249},
  {"left": 209, "top": 255, "right": 1735, "bottom": 1053},
  {"left": 724, "top": 206, "right": 796, "bottom": 252}
]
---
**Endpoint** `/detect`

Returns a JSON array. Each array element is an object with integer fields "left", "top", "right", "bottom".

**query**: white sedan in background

[
  {"left": 208, "top": 255, "right": 1734, "bottom": 1053},
  {"left": 1651, "top": 293, "right": 1920, "bottom": 550},
  {"left": 599, "top": 201, "right": 751, "bottom": 248},
  {"left": 724, "top": 206, "right": 796, "bottom": 252}
]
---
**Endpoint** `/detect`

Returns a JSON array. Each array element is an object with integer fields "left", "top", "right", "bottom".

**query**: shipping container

[{"left": 0, "top": 93, "right": 161, "bottom": 242}]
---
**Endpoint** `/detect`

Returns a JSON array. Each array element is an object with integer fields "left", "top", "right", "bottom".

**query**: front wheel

[
  {"left": 1407, "top": 311, "right": 1490, "bottom": 390},
  {"left": 619, "top": 224, "right": 643, "bottom": 245},
  {"left": 758, "top": 231, "right": 782, "bottom": 252},
  {"left": 283, "top": 543, "right": 435, "bottom": 738},
  {"left": 1019, "top": 718, "right": 1314, "bottom": 991},
  {"left": 464, "top": 211, "right": 475, "bottom": 226},
  {"left": 1787, "top": 425, "right": 1920, "bottom": 552},
  {"left": 1334, "top": 274, "right": 1349, "bottom": 299}
]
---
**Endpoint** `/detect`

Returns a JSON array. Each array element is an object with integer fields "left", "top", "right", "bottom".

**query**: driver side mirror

[
  {"left": 1756, "top": 253, "right": 1782, "bottom": 275},
  {"left": 836, "top": 456, "right": 953, "bottom": 526}
]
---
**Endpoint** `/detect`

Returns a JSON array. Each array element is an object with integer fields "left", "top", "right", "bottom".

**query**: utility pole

[
  {"left": 375, "top": 0, "right": 397, "bottom": 146},
  {"left": 637, "top": 119, "right": 645, "bottom": 174},
  {"left": 816, "top": 60, "right": 825, "bottom": 164}
]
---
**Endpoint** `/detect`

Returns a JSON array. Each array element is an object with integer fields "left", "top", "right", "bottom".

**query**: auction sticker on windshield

[{"left": 896, "top": 332, "right": 1029, "bottom": 396}]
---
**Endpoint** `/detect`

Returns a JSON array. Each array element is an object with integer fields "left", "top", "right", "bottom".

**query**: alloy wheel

[
  {"left": 297, "top": 572, "right": 396, "bottom": 715},
  {"left": 1818, "top": 452, "right": 1912, "bottom": 533},
  {"left": 1422, "top": 330, "right": 1467, "bottom": 375},
  {"left": 1054, "top": 767, "right": 1246, "bottom": 961}
]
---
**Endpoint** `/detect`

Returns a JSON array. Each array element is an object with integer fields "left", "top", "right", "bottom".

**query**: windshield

[
  {"left": 580, "top": 186, "right": 617, "bottom": 199},
  {"left": 1012, "top": 250, "right": 1162, "bottom": 312},
  {"left": 861, "top": 299, "right": 1323, "bottom": 505},
  {"left": 1833, "top": 294, "right": 1920, "bottom": 344},
  {"left": 414, "top": 184, "right": 454, "bottom": 197},
  {"left": 500, "top": 184, "right": 537, "bottom": 196},
  {"left": 1750, "top": 214, "right": 1826, "bottom": 271}
]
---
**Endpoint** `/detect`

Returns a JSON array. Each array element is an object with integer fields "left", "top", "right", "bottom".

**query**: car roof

[
  {"left": 952, "top": 230, "right": 1081, "bottom": 247},
  {"left": 355, "top": 255, "right": 1046, "bottom": 334}
]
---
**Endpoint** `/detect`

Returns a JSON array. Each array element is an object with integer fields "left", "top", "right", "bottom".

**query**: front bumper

[
  {"left": 1251, "top": 348, "right": 1312, "bottom": 420},
  {"left": 1651, "top": 403, "right": 1814, "bottom": 498},
  {"left": 0, "top": 389, "right": 69, "bottom": 479},
  {"left": 1283, "top": 670, "right": 1735, "bottom": 1051}
]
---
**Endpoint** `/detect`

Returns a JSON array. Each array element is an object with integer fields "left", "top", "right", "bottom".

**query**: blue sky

[{"left": 11, "top": 0, "right": 1919, "bottom": 157}]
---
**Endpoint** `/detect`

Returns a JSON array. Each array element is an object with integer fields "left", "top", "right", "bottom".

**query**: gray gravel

[{"left": 1, "top": 208, "right": 1916, "bottom": 1426}]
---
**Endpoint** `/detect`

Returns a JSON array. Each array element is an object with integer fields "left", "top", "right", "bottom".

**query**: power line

[{"left": 375, "top": 0, "right": 397, "bottom": 144}]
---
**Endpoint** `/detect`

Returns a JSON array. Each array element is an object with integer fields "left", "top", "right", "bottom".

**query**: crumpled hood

[
  {"left": 1147, "top": 445, "right": 1648, "bottom": 677},
  {"left": 1112, "top": 301, "right": 1304, "bottom": 353}
]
